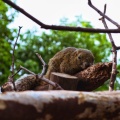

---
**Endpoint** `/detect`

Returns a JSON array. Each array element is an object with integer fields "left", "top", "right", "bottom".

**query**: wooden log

[
  {"left": 49, "top": 62, "right": 112, "bottom": 91},
  {"left": 0, "top": 90, "right": 120, "bottom": 120},
  {"left": 49, "top": 72, "right": 78, "bottom": 90},
  {"left": 1, "top": 62, "right": 112, "bottom": 92},
  {"left": 75, "top": 62, "right": 112, "bottom": 91},
  {"left": 1, "top": 74, "right": 40, "bottom": 92}
]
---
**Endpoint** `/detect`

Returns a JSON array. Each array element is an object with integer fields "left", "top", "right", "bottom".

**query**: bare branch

[
  {"left": 11, "top": 67, "right": 21, "bottom": 78},
  {"left": 99, "top": 4, "right": 118, "bottom": 91},
  {"left": 36, "top": 53, "right": 48, "bottom": 77},
  {"left": 88, "top": 0, "right": 120, "bottom": 28},
  {"left": 9, "top": 26, "right": 22, "bottom": 91},
  {"left": 35, "top": 53, "right": 63, "bottom": 89},
  {"left": 116, "top": 46, "right": 120, "bottom": 50},
  {"left": 11, "top": 26, "right": 22, "bottom": 76},
  {"left": 39, "top": 77, "right": 63, "bottom": 90},
  {"left": 3, "top": 0, "right": 120, "bottom": 33},
  {"left": 20, "top": 66, "right": 36, "bottom": 75}
]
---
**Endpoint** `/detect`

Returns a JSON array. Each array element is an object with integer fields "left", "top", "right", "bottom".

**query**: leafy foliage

[{"left": 0, "top": 0, "right": 17, "bottom": 84}]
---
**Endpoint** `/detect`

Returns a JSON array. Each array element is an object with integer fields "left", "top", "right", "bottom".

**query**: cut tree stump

[{"left": 49, "top": 72, "right": 78, "bottom": 90}]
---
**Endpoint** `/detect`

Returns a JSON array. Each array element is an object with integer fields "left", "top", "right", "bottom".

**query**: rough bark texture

[
  {"left": 49, "top": 62, "right": 112, "bottom": 91},
  {"left": 1, "top": 62, "right": 112, "bottom": 92},
  {"left": 49, "top": 72, "right": 78, "bottom": 90},
  {"left": 1, "top": 74, "right": 40, "bottom": 92},
  {"left": 75, "top": 62, "right": 112, "bottom": 91},
  {"left": 0, "top": 90, "right": 119, "bottom": 120}
]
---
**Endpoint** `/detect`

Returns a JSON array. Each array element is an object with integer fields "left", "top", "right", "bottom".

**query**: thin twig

[
  {"left": 88, "top": 0, "right": 120, "bottom": 29},
  {"left": 38, "top": 76, "right": 63, "bottom": 90},
  {"left": 11, "top": 26, "right": 22, "bottom": 76},
  {"left": 36, "top": 53, "right": 48, "bottom": 77},
  {"left": 11, "top": 67, "right": 21, "bottom": 78},
  {"left": 99, "top": 4, "right": 118, "bottom": 91},
  {"left": 9, "top": 26, "right": 22, "bottom": 91},
  {"left": 35, "top": 53, "right": 62, "bottom": 89},
  {"left": 20, "top": 66, "right": 36, "bottom": 75},
  {"left": 2, "top": 0, "right": 120, "bottom": 33}
]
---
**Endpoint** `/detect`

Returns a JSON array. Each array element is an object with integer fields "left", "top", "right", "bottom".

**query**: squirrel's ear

[{"left": 72, "top": 49, "right": 81, "bottom": 55}]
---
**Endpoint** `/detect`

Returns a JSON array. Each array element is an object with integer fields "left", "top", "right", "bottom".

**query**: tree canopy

[{"left": 0, "top": 0, "right": 17, "bottom": 84}]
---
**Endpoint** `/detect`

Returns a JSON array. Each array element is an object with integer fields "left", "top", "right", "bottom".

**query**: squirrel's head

[{"left": 72, "top": 48, "right": 94, "bottom": 70}]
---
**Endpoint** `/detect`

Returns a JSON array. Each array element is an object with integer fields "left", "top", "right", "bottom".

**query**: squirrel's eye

[{"left": 78, "top": 55, "right": 82, "bottom": 59}]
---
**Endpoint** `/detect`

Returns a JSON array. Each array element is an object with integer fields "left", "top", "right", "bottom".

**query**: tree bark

[
  {"left": 49, "top": 72, "right": 78, "bottom": 90},
  {"left": 75, "top": 62, "right": 112, "bottom": 91},
  {"left": 1, "top": 62, "right": 112, "bottom": 92},
  {"left": 49, "top": 62, "right": 112, "bottom": 91},
  {"left": 0, "top": 90, "right": 120, "bottom": 120}
]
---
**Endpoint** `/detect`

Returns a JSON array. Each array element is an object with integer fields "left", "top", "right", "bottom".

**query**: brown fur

[{"left": 45, "top": 47, "right": 94, "bottom": 79}]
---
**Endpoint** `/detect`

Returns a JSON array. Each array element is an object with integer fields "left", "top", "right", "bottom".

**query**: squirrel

[{"left": 44, "top": 47, "right": 94, "bottom": 79}]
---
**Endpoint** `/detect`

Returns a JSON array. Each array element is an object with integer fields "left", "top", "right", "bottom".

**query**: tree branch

[
  {"left": 36, "top": 53, "right": 48, "bottom": 77},
  {"left": 99, "top": 4, "right": 119, "bottom": 91},
  {"left": 11, "top": 26, "right": 22, "bottom": 76},
  {"left": 2, "top": 0, "right": 120, "bottom": 33},
  {"left": 8, "top": 26, "right": 22, "bottom": 91},
  {"left": 88, "top": 0, "right": 120, "bottom": 28}
]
